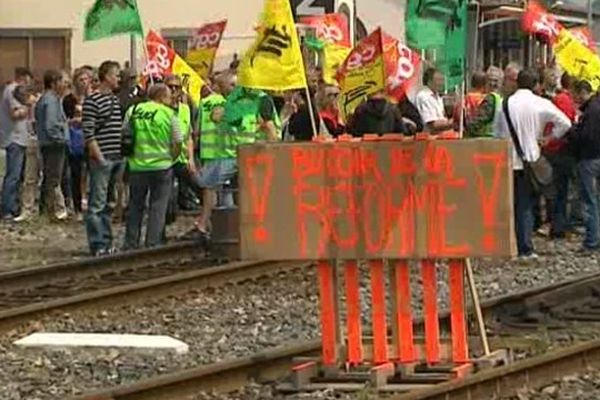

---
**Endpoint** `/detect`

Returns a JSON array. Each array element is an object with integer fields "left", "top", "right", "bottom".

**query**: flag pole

[
  {"left": 304, "top": 85, "right": 319, "bottom": 138},
  {"left": 140, "top": 32, "right": 154, "bottom": 86}
]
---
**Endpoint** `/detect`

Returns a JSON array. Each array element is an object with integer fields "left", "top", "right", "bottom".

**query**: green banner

[
  {"left": 406, "top": 0, "right": 467, "bottom": 89},
  {"left": 84, "top": 0, "right": 144, "bottom": 41}
]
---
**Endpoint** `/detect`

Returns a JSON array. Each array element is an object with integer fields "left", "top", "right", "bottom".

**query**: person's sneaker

[
  {"left": 13, "top": 213, "right": 31, "bottom": 223},
  {"left": 55, "top": 211, "right": 68, "bottom": 221},
  {"left": 92, "top": 249, "right": 108, "bottom": 257},
  {"left": 106, "top": 247, "right": 119, "bottom": 255},
  {"left": 518, "top": 252, "right": 540, "bottom": 262},
  {"left": 577, "top": 246, "right": 598, "bottom": 255},
  {"left": 535, "top": 225, "right": 550, "bottom": 237}
]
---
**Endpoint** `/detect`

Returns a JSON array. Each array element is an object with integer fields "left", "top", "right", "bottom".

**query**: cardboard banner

[
  {"left": 239, "top": 139, "right": 516, "bottom": 260},
  {"left": 383, "top": 32, "right": 420, "bottom": 102},
  {"left": 186, "top": 20, "right": 227, "bottom": 79},
  {"left": 144, "top": 30, "right": 204, "bottom": 105},
  {"left": 570, "top": 26, "right": 597, "bottom": 51},
  {"left": 300, "top": 13, "right": 351, "bottom": 47},
  {"left": 337, "top": 28, "right": 386, "bottom": 119},
  {"left": 554, "top": 29, "right": 600, "bottom": 91},
  {"left": 522, "top": 0, "right": 563, "bottom": 43}
]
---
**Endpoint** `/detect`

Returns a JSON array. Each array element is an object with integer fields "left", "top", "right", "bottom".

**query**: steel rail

[
  {"left": 0, "top": 259, "right": 311, "bottom": 330},
  {"left": 72, "top": 270, "right": 600, "bottom": 400},
  {"left": 392, "top": 340, "right": 600, "bottom": 400},
  {"left": 0, "top": 241, "right": 200, "bottom": 294},
  {"left": 73, "top": 341, "right": 321, "bottom": 400}
]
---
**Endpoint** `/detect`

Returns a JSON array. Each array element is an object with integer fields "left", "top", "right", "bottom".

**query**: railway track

[
  {"left": 72, "top": 269, "right": 600, "bottom": 400},
  {"left": 0, "top": 241, "right": 308, "bottom": 330}
]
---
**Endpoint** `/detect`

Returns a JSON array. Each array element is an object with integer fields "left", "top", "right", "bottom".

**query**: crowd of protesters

[{"left": 1, "top": 59, "right": 599, "bottom": 259}]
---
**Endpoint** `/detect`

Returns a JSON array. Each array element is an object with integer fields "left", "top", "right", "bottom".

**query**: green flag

[
  {"left": 84, "top": 0, "right": 144, "bottom": 41},
  {"left": 406, "top": 0, "right": 467, "bottom": 89}
]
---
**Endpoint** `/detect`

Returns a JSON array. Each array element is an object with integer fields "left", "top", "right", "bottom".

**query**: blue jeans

[
  {"left": 1, "top": 143, "right": 26, "bottom": 218},
  {"left": 85, "top": 159, "right": 124, "bottom": 253},
  {"left": 547, "top": 151, "right": 575, "bottom": 236},
  {"left": 578, "top": 159, "right": 600, "bottom": 249},
  {"left": 514, "top": 171, "right": 536, "bottom": 256}
]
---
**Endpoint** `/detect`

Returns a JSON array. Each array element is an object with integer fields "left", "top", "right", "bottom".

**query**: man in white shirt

[
  {"left": 415, "top": 68, "right": 453, "bottom": 133},
  {"left": 496, "top": 68, "right": 571, "bottom": 258}
]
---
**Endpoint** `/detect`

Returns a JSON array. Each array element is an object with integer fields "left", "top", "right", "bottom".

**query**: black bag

[
  {"left": 502, "top": 96, "right": 553, "bottom": 194},
  {"left": 121, "top": 102, "right": 140, "bottom": 157}
]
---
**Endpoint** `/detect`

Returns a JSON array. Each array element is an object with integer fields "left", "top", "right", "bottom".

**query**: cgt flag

[
  {"left": 382, "top": 32, "right": 420, "bottom": 102},
  {"left": 336, "top": 28, "right": 386, "bottom": 119},
  {"left": 299, "top": 13, "right": 351, "bottom": 47},
  {"left": 186, "top": 20, "right": 228, "bottom": 79},
  {"left": 238, "top": 0, "right": 307, "bottom": 91},
  {"left": 84, "top": 0, "right": 144, "bottom": 41},
  {"left": 144, "top": 30, "right": 205, "bottom": 105},
  {"left": 300, "top": 13, "right": 352, "bottom": 85},
  {"left": 522, "top": 0, "right": 563, "bottom": 43}
]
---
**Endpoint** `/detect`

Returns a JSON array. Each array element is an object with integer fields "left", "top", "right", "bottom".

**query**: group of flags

[
  {"left": 522, "top": 0, "right": 600, "bottom": 90},
  {"left": 82, "top": 0, "right": 422, "bottom": 117}
]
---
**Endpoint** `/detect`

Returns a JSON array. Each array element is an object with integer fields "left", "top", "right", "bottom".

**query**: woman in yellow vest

[
  {"left": 123, "top": 84, "right": 183, "bottom": 249},
  {"left": 163, "top": 75, "right": 202, "bottom": 215}
]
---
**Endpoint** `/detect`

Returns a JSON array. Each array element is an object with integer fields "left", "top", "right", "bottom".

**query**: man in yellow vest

[
  {"left": 194, "top": 73, "right": 281, "bottom": 237},
  {"left": 123, "top": 83, "right": 183, "bottom": 249}
]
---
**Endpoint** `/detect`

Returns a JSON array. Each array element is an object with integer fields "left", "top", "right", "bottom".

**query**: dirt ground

[{"left": 0, "top": 213, "right": 199, "bottom": 272}]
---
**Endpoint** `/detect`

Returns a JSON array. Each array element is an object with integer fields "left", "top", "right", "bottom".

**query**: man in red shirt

[{"left": 544, "top": 73, "right": 577, "bottom": 239}]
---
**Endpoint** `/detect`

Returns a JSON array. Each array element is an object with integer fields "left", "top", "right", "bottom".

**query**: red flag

[
  {"left": 382, "top": 32, "right": 420, "bottom": 102},
  {"left": 187, "top": 20, "right": 228, "bottom": 77},
  {"left": 300, "top": 13, "right": 350, "bottom": 47},
  {"left": 570, "top": 26, "right": 597, "bottom": 51},
  {"left": 190, "top": 20, "right": 227, "bottom": 50},
  {"left": 144, "top": 30, "right": 176, "bottom": 78},
  {"left": 522, "top": 0, "right": 563, "bottom": 43}
]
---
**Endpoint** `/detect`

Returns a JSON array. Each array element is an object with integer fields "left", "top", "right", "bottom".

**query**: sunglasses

[
  {"left": 168, "top": 84, "right": 182, "bottom": 90},
  {"left": 327, "top": 92, "right": 340, "bottom": 97}
]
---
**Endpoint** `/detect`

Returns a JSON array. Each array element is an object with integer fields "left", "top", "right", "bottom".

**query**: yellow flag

[
  {"left": 323, "top": 43, "right": 351, "bottom": 85},
  {"left": 337, "top": 28, "right": 386, "bottom": 120},
  {"left": 172, "top": 55, "right": 204, "bottom": 105},
  {"left": 238, "top": 0, "right": 307, "bottom": 91},
  {"left": 554, "top": 29, "right": 600, "bottom": 90}
]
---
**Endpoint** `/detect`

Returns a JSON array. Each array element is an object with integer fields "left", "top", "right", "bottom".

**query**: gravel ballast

[{"left": 1, "top": 236, "right": 599, "bottom": 399}]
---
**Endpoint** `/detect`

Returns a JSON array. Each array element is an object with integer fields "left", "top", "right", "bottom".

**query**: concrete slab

[{"left": 14, "top": 332, "right": 189, "bottom": 354}]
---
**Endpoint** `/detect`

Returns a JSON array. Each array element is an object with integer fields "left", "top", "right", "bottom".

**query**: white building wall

[{"left": 0, "top": 0, "right": 406, "bottom": 69}]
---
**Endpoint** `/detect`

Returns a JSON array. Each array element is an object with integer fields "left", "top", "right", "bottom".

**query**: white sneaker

[
  {"left": 55, "top": 211, "right": 68, "bottom": 221},
  {"left": 13, "top": 213, "right": 31, "bottom": 222},
  {"left": 519, "top": 253, "right": 539, "bottom": 262}
]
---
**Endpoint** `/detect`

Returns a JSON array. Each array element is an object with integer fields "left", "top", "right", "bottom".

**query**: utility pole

[
  {"left": 130, "top": 35, "right": 137, "bottom": 73},
  {"left": 588, "top": 0, "right": 593, "bottom": 31}
]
